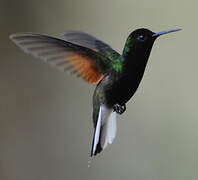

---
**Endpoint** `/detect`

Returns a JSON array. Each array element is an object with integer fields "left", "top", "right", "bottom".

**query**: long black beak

[{"left": 152, "top": 28, "right": 182, "bottom": 37}]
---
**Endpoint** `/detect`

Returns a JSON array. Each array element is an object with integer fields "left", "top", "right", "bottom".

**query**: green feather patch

[
  {"left": 112, "top": 63, "right": 122, "bottom": 72},
  {"left": 123, "top": 37, "right": 133, "bottom": 55}
]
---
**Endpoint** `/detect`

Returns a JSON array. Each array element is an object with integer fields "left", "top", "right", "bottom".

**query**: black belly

[{"left": 104, "top": 73, "right": 143, "bottom": 106}]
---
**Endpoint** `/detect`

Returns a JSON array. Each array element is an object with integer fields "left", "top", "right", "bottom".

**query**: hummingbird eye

[{"left": 137, "top": 34, "right": 147, "bottom": 41}]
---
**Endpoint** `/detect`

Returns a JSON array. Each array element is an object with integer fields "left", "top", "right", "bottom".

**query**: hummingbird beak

[{"left": 152, "top": 28, "right": 182, "bottom": 37}]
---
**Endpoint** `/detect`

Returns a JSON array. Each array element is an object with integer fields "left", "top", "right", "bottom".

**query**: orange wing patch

[{"left": 67, "top": 52, "right": 103, "bottom": 84}]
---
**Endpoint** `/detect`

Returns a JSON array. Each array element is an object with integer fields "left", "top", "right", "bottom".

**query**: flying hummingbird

[{"left": 10, "top": 28, "right": 181, "bottom": 156}]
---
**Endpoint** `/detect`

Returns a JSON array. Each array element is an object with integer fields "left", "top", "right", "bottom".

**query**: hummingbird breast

[{"left": 103, "top": 68, "right": 145, "bottom": 106}]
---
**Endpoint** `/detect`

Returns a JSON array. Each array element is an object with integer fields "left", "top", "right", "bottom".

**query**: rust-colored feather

[{"left": 67, "top": 52, "right": 103, "bottom": 84}]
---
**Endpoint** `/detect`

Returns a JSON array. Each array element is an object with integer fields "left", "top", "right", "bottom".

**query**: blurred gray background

[{"left": 1, "top": 0, "right": 198, "bottom": 180}]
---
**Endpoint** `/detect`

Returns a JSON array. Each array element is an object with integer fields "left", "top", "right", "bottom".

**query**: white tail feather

[
  {"left": 92, "top": 105, "right": 117, "bottom": 156},
  {"left": 92, "top": 107, "right": 102, "bottom": 154}
]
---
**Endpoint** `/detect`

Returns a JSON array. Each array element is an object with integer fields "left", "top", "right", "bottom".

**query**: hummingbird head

[{"left": 123, "top": 28, "right": 181, "bottom": 57}]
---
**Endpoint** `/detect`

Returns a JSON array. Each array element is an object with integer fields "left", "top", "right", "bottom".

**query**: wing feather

[
  {"left": 60, "top": 30, "right": 121, "bottom": 61},
  {"left": 10, "top": 33, "right": 111, "bottom": 84}
]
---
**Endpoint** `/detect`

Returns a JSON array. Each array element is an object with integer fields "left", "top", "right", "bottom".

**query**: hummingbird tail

[{"left": 91, "top": 105, "right": 117, "bottom": 156}]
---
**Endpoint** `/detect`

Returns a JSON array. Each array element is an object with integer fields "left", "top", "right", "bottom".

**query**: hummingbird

[{"left": 10, "top": 28, "right": 181, "bottom": 156}]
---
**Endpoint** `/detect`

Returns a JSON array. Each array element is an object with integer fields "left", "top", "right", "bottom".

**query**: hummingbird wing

[
  {"left": 60, "top": 30, "right": 121, "bottom": 62},
  {"left": 10, "top": 33, "right": 114, "bottom": 84}
]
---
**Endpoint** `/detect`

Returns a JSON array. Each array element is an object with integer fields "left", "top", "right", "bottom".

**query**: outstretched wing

[
  {"left": 60, "top": 30, "right": 121, "bottom": 62},
  {"left": 10, "top": 33, "right": 112, "bottom": 84}
]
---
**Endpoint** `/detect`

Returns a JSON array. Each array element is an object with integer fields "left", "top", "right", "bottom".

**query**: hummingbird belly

[{"left": 104, "top": 74, "right": 143, "bottom": 106}]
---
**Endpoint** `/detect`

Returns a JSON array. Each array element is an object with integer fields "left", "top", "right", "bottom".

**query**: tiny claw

[{"left": 113, "top": 104, "right": 126, "bottom": 115}]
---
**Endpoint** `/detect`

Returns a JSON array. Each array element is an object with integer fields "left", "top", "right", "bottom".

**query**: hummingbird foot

[{"left": 113, "top": 104, "right": 126, "bottom": 114}]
